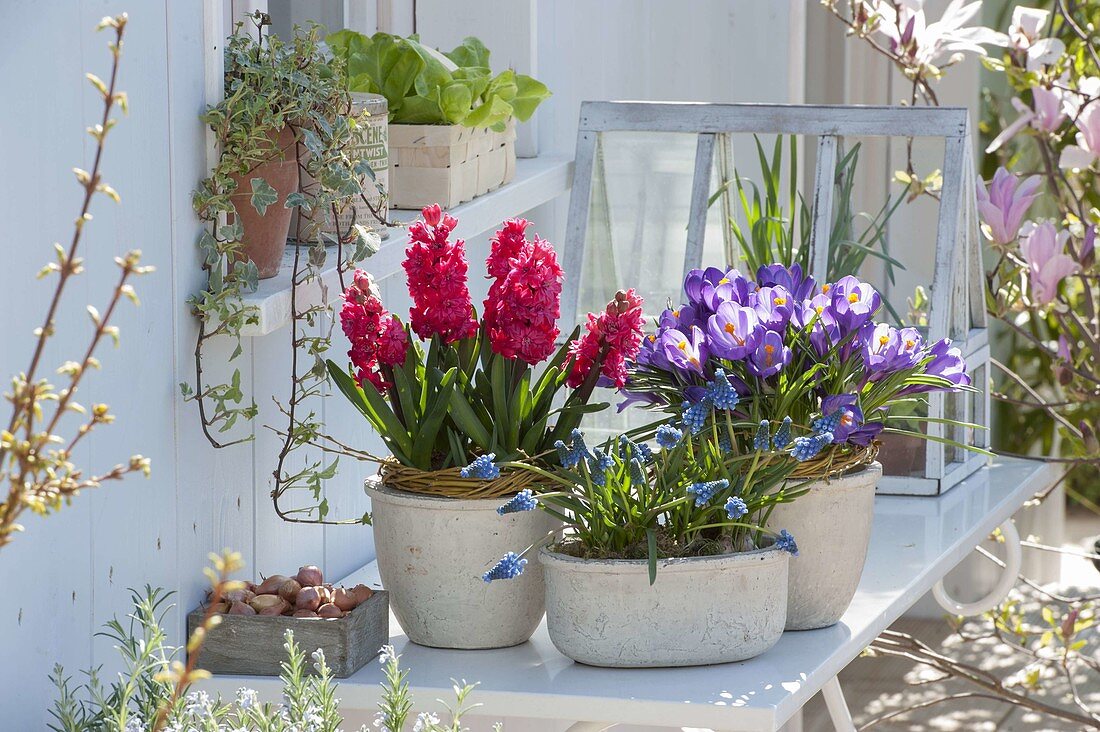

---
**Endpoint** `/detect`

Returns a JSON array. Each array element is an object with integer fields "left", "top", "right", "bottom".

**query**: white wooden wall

[{"left": 0, "top": 1, "right": 983, "bottom": 726}]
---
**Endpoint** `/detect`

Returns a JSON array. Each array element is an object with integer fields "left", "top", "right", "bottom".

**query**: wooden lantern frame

[{"left": 560, "top": 102, "right": 989, "bottom": 496}]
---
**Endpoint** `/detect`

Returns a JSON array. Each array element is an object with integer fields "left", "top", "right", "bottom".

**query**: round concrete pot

[
  {"left": 366, "top": 478, "right": 557, "bottom": 649},
  {"left": 540, "top": 544, "right": 789, "bottom": 667},
  {"left": 767, "top": 462, "right": 882, "bottom": 631}
]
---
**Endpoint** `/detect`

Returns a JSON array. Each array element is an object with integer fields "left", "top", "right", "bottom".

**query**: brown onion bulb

[
  {"left": 255, "top": 574, "right": 290, "bottom": 595},
  {"left": 250, "top": 594, "right": 287, "bottom": 613},
  {"left": 332, "top": 588, "right": 357, "bottom": 611},
  {"left": 317, "top": 603, "right": 343, "bottom": 619},
  {"left": 295, "top": 565, "right": 323, "bottom": 587},
  {"left": 295, "top": 586, "right": 322, "bottom": 611},
  {"left": 292, "top": 609, "right": 319, "bottom": 619},
  {"left": 228, "top": 601, "right": 256, "bottom": 615},
  {"left": 278, "top": 579, "right": 302, "bottom": 604},
  {"left": 351, "top": 584, "right": 374, "bottom": 605}
]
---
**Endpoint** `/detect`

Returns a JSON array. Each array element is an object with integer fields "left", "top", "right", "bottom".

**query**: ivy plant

[{"left": 183, "top": 13, "right": 380, "bottom": 524}]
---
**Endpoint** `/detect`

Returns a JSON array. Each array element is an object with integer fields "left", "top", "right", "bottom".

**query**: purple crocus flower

[
  {"left": 747, "top": 329, "right": 791, "bottom": 378},
  {"left": 976, "top": 167, "right": 1042, "bottom": 245},
  {"left": 830, "top": 276, "right": 882, "bottom": 334},
  {"left": 848, "top": 421, "right": 884, "bottom": 446},
  {"left": 1020, "top": 221, "right": 1079, "bottom": 305},
  {"left": 862, "top": 323, "right": 924, "bottom": 377},
  {"left": 757, "top": 263, "right": 816, "bottom": 301},
  {"left": 659, "top": 303, "right": 704, "bottom": 333},
  {"left": 637, "top": 330, "right": 672, "bottom": 370},
  {"left": 706, "top": 301, "right": 761, "bottom": 360},
  {"left": 753, "top": 285, "right": 795, "bottom": 332},
  {"left": 660, "top": 325, "right": 709, "bottom": 375},
  {"left": 903, "top": 338, "right": 970, "bottom": 394},
  {"left": 685, "top": 267, "right": 750, "bottom": 313},
  {"left": 814, "top": 394, "right": 865, "bottom": 444}
]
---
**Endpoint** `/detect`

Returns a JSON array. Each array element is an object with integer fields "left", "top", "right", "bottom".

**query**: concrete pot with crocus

[{"left": 329, "top": 207, "right": 646, "bottom": 649}]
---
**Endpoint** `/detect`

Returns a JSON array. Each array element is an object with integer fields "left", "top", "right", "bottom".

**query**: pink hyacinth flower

[
  {"left": 976, "top": 167, "right": 1042, "bottom": 245},
  {"left": 1020, "top": 221, "right": 1079, "bottom": 305}
]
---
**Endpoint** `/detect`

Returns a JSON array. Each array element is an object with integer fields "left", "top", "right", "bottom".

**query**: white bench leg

[{"left": 821, "top": 676, "right": 856, "bottom": 732}]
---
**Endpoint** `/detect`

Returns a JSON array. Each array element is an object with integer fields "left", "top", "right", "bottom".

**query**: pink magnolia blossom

[
  {"left": 1020, "top": 221, "right": 1079, "bottom": 305},
  {"left": 986, "top": 85, "right": 1070, "bottom": 153},
  {"left": 1060, "top": 91, "right": 1100, "bottom": 170},
  {"left": 976, "top": 167, "right": 1042, "bottom": 245},
  {"left": 873, "top": 0, "right": 1006, "bottom": 70},
  {"left": 1007, "top": 6, "right": 1064, "bottom": 70}
]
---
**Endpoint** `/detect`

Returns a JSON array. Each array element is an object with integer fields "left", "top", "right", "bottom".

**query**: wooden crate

[
  {"left": 389, "top": 118, "right": 516, "bottom": 209},
  {"left": 186, "top": 590, "right": 388, "bottom": 678}
]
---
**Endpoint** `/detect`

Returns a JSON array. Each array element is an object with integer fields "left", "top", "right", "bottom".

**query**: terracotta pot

[{"left": 229, "top": 126, "right": 299, "bottom": 279}]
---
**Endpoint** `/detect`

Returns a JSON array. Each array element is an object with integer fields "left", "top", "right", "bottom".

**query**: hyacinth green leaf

[
  {"left": 411, "top": 368, "right": 457, "bottom": 467},
  {"left": 444, "top": 36, "right": 490, "bottom": 69},
  {"left": 388, "top": 362, "right": 418, "bottom": 432},
  {"left": 326, "top": 360, "right": 413, "bottom": 460},
  {"left": 448, "top": 390, "right": 492, "bottom": 451},
  {"left": 511, "top": 74, "right": 552, "bottom": 122}
]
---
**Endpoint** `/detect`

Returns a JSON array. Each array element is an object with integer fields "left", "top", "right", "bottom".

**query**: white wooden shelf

[
  {"left": 238, "top": 155, "right": 574, "bottom": 337},
  {"left": 201, "top": 457, "right": 1062, "bottom": 730}
]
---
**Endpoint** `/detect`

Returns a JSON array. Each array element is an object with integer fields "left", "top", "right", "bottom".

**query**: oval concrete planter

[
  {"left": 768, "top": 462, "right": 882, "bottom": 631},
  {"left": 366, "top": 478, "right": 557, "bottom": 649},
  {"left": 540, "top": 544, "right": 789, "bottom": 667}
]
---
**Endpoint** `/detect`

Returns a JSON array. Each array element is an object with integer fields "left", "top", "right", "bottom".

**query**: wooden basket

[
  {"left": 389, "top": 118, "right": 516, "bottom": 209},
  {"left": 186, "top": 590, "right": 388, "bottom": 678},
  {"left": 379, "top": 459, "right": 538, "bottom": 500}
]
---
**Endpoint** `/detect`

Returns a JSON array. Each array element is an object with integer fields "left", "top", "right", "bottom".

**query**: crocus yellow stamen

[
  {"left": 822, "top": 284, "right": 831, "bottom": 293},
  {"left": 774, "top": 296, "right": 787, "bottom": 306},
  {"left": 678, "top": 341, "right": 688, "bottom": 351},
  {"left": 879, "top": 335, "right": 889, "bottom": 346},
  {"left": 815, "top": 305, "right": 824, "bottom": 314},
  {"left": 724, "top": 322, "right": 736, "bottom": 334},
  {"left": 848, "top": 293, "right": 859, "bottom": 303},
  {"left": 905, "top": 339, "right": 915, "bottom": 348},
  {"left": 719, "top": 277, "right": 730, "bottom": 285},
  {"left": 672, "top": 310, "right": 680, "bottom": 318}
]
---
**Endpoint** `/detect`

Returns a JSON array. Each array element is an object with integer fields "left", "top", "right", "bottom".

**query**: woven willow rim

[
  {"left": 378, "top": 460, "right": 540, "bottom": 500},
  {"left": 788, "top": 441, "right": 880, "bottom": 481}
]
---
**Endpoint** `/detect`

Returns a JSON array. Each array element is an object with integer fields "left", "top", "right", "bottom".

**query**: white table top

[{"left": 202, "top": 457, "right": 1061, "bottom": 731}]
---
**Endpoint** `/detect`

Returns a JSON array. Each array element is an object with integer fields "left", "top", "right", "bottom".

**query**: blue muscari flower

[
  {"left": 655, "top": 424, "right": 683, "bottom": 450},
  {"left": 617, "top": 435, "right": 653, "bottom": 464},
  {"left": 812, "top": 411, "right": 843, "bottom": 435},
  {"left": 686, "top": 478, "right": 729, "bottom": 507},
  {"left": 753, "top": 420, "right": 771, "bottom": 450},
  {"left": 628, "top": 457, "right": 646, "bottom": 485},
  {"left": 773, "top": 416, "right": 793, "bottom": 449},
  {"left": 706, "top": 369, "right": 740, "bottom": 410},
  {"left": 554, "top": 429, "right": 590, "bottom": 469},
  {"left": 586, "top": 449, "right": 614, "bottom": 486},
  {"left": 774, "top": 529, "right": 798, "bottom": 556},
  {"left": 460, "top": 453, "right": 500, "bottom": 480},
  {"left": 725, "top": 495, "right": 748, "bottom": 519},
  {"left": 681, "top": 399, "right": 711, "bottom": 435},
  {"left": 790, "top": 432, "right": 833, "bottom": 461},
  {"left": 717, "top": 434, "right": 732, "bottom": 453},
  {"left": 497, "top": 489, "right": 537, "bottom": 515},
  {"left": 482, "top": 552, "right": 527, "bottom": 582}
]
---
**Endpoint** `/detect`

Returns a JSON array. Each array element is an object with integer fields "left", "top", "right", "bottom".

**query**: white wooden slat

[
  {"left": 716, "top": 132, "right": 736, "bottom": 265},
  {"left": 808, "top": 135, "right": 838, "bottom": 281},
  {"left": 922, "top": 132, "right": 968, "bottom": 483},
  {"left": 343, "top": 0, "right": 378, "bottom": 34},
  {"left": 683, "top": 133, "right": 716, "bottom": 282},
  {"left": 560, "top": 130, "right": 598, "bottom": 331},
  {"left": 579, "top": 102, "right": 970, "bottom": 138}
]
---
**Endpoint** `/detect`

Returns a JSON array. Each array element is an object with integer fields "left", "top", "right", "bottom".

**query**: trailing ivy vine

[{"left": 183, "top": 13, "right": 384, "bottom": 524}]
